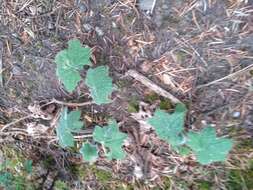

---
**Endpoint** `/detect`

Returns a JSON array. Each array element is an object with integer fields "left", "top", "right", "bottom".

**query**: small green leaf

[
  {"left": 85, "top": 66, "right": 114, "bottom": 105},
  {"left": 80, "top": 142, "right": 98, "bottom": 163},
  {"left": 186, "top": 126, "right": 233, "bottom": 165},
  {"left": 148, "top": 104, "right": 187, "bottom": 146},
  {"left": 56, "top": 108, "right": 83, "bottom": 148},
  {"left": 93, "top": 120, "right": 127, "bottom": 160},
  {"left": 55, "top": 39, "right": 91, "bottom": 92},
  {"left": 24, "top": 160, "right": 33, "bottom": 174}
]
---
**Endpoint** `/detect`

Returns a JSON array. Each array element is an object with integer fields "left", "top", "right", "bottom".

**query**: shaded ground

[{"left": 0, "top": 0, "right": 253, "bottom": 189}]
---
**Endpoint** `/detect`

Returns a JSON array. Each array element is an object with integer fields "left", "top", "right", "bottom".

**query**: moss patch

[
  {"left": 226, "top": 166, "right": 253, "bottom": 190},
  {"left": 0, "top": 145, "right": 36, "bottom": 190},
  {"left": 54, "top": 180, "right": 69, "bottom": 190},
  {"left": 127, "top": 98, "right": 139, "bottom": 113},
  {"left": 196, "top": 180, "right": 212, "bottom": 190},
  {"left": 160, "top": 176, "right": 171, "bottom": 189},
  {"left": 144, "top": 92, "right": 160, "bottom": 103},
  {"left": 145, "top": 92, "right": 173, "bottom": 110},
  {"left": 159, "top": 99, "right": 173, "bottom": 110},
  {"left": 236, "top": 139, "right": 253, "bottom": 152},
  {"left": 42, "top": 155, "right": 55, "bottom": 169},
  {"left": 91, "top": 166, "right": 113, "bottom": 183},
  {"left": 71, "top": 164, "right": 135, "bottom": 189}
]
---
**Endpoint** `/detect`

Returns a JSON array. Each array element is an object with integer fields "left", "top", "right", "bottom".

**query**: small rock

[
  {"left": 134, "top": 165, "right": 143, "bottom": 179},
  {"left": 162, "top": 4, "right": 169, "bottom": 10},
  {"left": 239, "top": 58, "right": 253, "bottom": 68},
  {"left": 238, "top": 34, "right": 253, "bottom": 52},
  {"left": 83, "top": 24, "right": 93, "bottom": 32},
  {"left": 48, "top": 22, "right": 54, "bottom": 30},
  {"left": 139, "top": 0, "right": 154, "bottom": 11},
  {"left": 232, "top": 111, "right": 240, "bottom": 118},
  {"left": 112, "top": 22, "right": 117, "bottom": 28},
  {"left": 95, "top": 27, "right": 104, "bottom": 36},
  {"left": 79, "top": 3, "right": 88, "bottom": 12},
  {"left": 201, "top": 120, "right": 207, "bottom": 125},
  {"left": 12, "top": 65, "right": 22, "bottom": 75},
  {"left": 83, "top": 23, "right": 93, "bottom": 32}
]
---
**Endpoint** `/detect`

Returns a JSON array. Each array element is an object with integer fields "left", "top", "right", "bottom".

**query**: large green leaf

[
  {"left": 93, "top": 120, "right": 127, "bottom": 160},
  {"left": 80, "top": 142, "right": 98, "bottom": 163},
  {"left": 186, "top": 126, "right": 233, "bottom": 165},
  {"left": 56, "top": 108, "right": 83, "bottom": 148},
  {"left": 55, "top": 39, "right": 91, "bottom": 92},
  {"left": 85, "top": 66, "right": 114, "bottom": 105},
  {"left": 148, "top": 104, "right": 187, "bottom": 146}
]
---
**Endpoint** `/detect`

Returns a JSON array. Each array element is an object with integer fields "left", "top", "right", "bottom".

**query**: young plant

[
  {"left": 55, "top": 39, "right": 91, "bottom": 92},
  {"left": 54, "top": 39, "right": 233, "bottom": 165},
  {"left": 148, "top": 104, "right": 187, "bottom": 147},
  {"left": 55, "top": 39, "right": 114, "bottom": 105},
  {"left": 85, "top": 66, "right": 114, "bottom": 105},
  {"left": 0, "top": 158, "right": 34, "bottom": 190},
  {"left": 80, "top": 142, "right": 99, "bottom": 163},
  {"left": 148, "top": 104, "right": 233, "bottom": 165},
  {"left": 55, "top": 39, "right": 125, "bottom": 162},
  {"left": 93, "top": 120, "right": 127, "bottom": 160},
  {"left": 56, "top": 108, "right": 83, "bottom": 148},
  {"left": 186, "top": 126, "right": 233, "bottom": 165}
]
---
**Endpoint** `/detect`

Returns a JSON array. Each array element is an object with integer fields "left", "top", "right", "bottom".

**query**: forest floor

[{"left": 0, "top": 0, "right": 253, "bottom": 189}]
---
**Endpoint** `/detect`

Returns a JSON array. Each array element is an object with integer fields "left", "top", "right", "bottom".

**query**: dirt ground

[{"left": 0, "top": 0, "right": 253, "bottom": 189}]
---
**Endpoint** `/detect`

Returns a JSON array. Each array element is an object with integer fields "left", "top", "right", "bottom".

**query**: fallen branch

[
  {"left": 1, "top": 115, "right": 32, "bottom": 132},
  {"left": 47, "top": 98, "right": 93, "bottom": 107},
  {"left": 0, "top": 41, "right": 3, "bottom": 87},
  {"left": 125, "top": 70, "right": 182, "bottom": 104},
  {"left": 196, "top": 64, "right": 253, "bottom": 89}
]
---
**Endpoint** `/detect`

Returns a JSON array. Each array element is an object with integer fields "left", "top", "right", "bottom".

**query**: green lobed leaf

[
  {"left": 85, "top": 66, "right": 114, "bottom": 105},
  {"left": 186, "top": 126, "right": 233, "bottom": 165},
  {"left": 55, "top": 39, "right": 91, "bottom": 92},
  {"left": 148, "top": 104, "right": 187, "bottom": 146},
  {"left": 56, "top": 108, "right": 83, "bottom": 148},
  {"left": 80, "top": 142, "right": 98, "bottom": 163},
  {"left": 24, "top": 160, "right": 33, "bottom": 174},
  {"left": 93, "top": 120, "right": 127, "bottom": 160}
]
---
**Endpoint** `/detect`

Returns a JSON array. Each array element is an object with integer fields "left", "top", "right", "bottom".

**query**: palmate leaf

[
  {"left": 85, "top": 66, "right": 114, "bottom": 105},
  {"left": 148, "top": 104, "right": 187, "bottom": 146},
  {"left": 55, "top": 39, "right": 91, "bottom": 92},
  {"left": 93, "top": 120, "right": 127, "bottom": 160},
  {"left": 186, "top": 126, "right": 233, "bottom": 165},
  {"left": 56, "top": 108, "right": 83, "bottom": 148},
  {"left": 80, "top": 142, "right": 98, "bottom": 163}
]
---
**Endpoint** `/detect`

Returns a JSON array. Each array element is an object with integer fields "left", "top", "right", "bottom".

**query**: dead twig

[
  {"left": 125, "top": 70, "right": 182, "bottom": 104},
  {"left": 196, "top": 64, "right": 253, "bottom": 89},
  {"left": 150, "top": 0, "right": 157, "bottom": 14},
  {"left": 1, "top": 115, "right": 33, "bottom": 132},
  {"left": 47, "top": 98, "right": 93, "bottom": 107},
  {"left": 73, "top": 134, "right": 93, "bottom": 139},
  {"left": 0, "top": 41, "right": 3, "bottom": 87}
]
